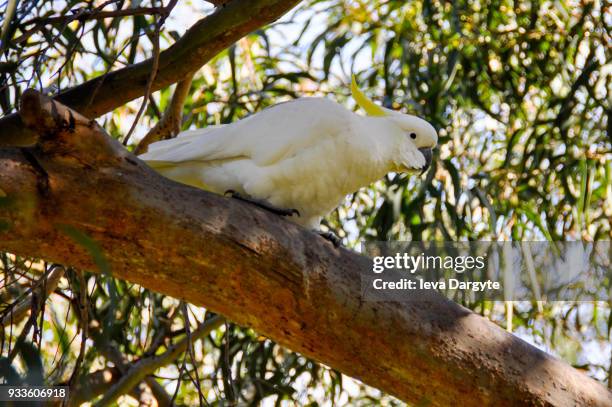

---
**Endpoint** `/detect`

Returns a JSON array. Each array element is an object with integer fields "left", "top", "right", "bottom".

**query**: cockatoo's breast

[{"left": 250, "top": 136, "right": 390, "bottom": 227}]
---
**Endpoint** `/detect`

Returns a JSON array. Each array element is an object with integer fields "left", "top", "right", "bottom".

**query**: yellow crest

[{"left": 351, "top": 75, "right": 387, "bottom": 117}]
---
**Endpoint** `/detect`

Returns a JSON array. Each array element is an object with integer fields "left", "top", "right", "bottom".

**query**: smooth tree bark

[{"left": 0, "top": 91, "right": 610, "bottom": 407}]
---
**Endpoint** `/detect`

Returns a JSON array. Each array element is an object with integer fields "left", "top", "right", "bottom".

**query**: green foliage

[{"left": 0, "top": 0, "right": 610, "bottom": 404}]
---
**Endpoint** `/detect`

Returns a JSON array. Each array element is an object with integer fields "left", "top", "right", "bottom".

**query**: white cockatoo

[{"left": 139, "top": 77, "right": 437, "bottom": 241}]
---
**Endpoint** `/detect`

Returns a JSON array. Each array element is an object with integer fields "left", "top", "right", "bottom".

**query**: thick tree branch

[
  {"left": 0, "top": 0, "right": 301, "bottom": 146},
  {"left": 0, "top": 92, "right": 610, "bottom": 406}
]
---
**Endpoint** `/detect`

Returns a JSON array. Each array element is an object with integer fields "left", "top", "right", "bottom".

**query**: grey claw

[
  {"left": 226, "top": 190, "right": 300, "bottom": 218},
  {"left": 318, "top": 231, "right": 342, "bottom": 247}
]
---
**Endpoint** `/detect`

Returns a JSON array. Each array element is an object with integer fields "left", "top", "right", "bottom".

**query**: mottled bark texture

[
  {"left": 0, "top": 91, "right": 610, "bottom": 406},
  {"left": 0, "top": 0, "right": 301, "bottom": 147}
]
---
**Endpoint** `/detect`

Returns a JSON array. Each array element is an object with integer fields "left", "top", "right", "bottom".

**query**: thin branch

[
  {"left": 85, "top": 35, "right": 146, "bottom": 112},
  {"left": 0, "top": 0, "right": 19, "bottom": 55},
  {"left": 7, "top": 294, "right": 41, "bottom": 362},
  {"left": 22, "top": 7, "right": 171, "bottom": 27},
  {"left": 145, "top": 376, "right": 174, "bottom": 407},
  {"left": 93, "top": 315, "right": 224, "bottom": 407},
  {"left": 222, "top": 321, "right": 236, "bottom": 403},
  {"left": 71, "top": 298, "right": 192, "bottom": 406},
  {"left": 0, "top": 265, "right": 64, "bottom": 326},
  {"left": 66, "top": 269, "right": 90, "bottom": 395},
  {"left": 134, "top": 74, "right": 194, "bottom": 154},
  {"left": 15, "top": 1, "right": 176, "bottom": 47},
  {"left": 122, "top": 0, "right": 179, "bottom": 146},
  {"left": 182, "top": 303, "right": 208, "bottom": 407},
  {"left": 123, "top": 16, "right": 162, "bottom": 146}
]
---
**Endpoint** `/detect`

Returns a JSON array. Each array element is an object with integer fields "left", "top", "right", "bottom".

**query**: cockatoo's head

[{"left": 351, "top": 76, "right": 437, "bottom": 173}]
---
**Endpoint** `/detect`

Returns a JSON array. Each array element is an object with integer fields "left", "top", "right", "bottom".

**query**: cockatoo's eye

[{"left": 410, "top": 132, "right": 417, "bottom": 140}]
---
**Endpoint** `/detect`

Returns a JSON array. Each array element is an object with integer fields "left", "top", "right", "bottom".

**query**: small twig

[
  {"left": 24, "top": 13, "right": 75, "bottom": 91},
  {"left": 170, "top": 355, "right": 184, "bottom": 405},
  {"left": 85, "top": 36, "right": 144, "bottom": 112},
  {"left": 148, "top": 95, "right": 162, "bottom": 119},
  {"left": 6, "top": 267, "right": 52, "bottom": 363},
  {"left": 7, "top": 310, "right": 37, "bottom": 361},
  {"left": 123, "top": 15, "right": 162, "bottom": 146},
  {"left": 62, "top": 289, "right": 176, "bottom": 406},
  {"left": 35, "top": 264, "right": 48, "bottom": 349},
  {"left": 134, "top": 74, "right": 193, "bottom": 154},
  {"left": 51, "top": 22, "right": 87, "bottom": 89},
  {"left": 66, "top": 270, "right": 89, "bottom": 396},
  {"left": 46, "top": 297, "right": 73, "bottom": 380},
  {"left": 0, "top": 266, "right": 64, "bottom": 326},
  {"left": 223, "top": 321, "right": 236, "bottom": 404},
  {"left": 93, "top": 315, "right": 224, "bottom": 407},
  {"left": 182, "top": 303, "right": 208, "bottom": 406},
  {"left": 20, "top": 7, "right": 171, "bottom": 29},
  {"left": 0, "top": 0, "right": 19, "bottom": 55},
  {"left": 145, "top": 376, "right": 173, "bottom": 407},
  {"left": 170, "top": 342, "right": 187, "bottom": 404}
]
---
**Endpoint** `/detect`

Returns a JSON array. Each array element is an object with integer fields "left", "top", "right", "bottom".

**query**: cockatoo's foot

[
  {"left": 318, "top": 231, "right": 342, "bottom": 247},
  {"left": 225, "top": 190, "right": 300, "bottom": 217}
]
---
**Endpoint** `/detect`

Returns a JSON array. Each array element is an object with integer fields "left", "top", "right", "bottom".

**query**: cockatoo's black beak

[{"left": 418, "top": 147, "right": 433, "bottom": 174}]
